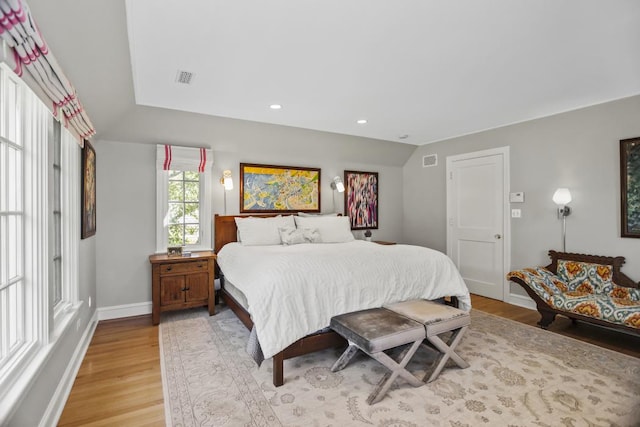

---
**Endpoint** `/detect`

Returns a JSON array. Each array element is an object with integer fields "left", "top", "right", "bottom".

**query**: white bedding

[{"left": 216, "top": 240, "right": 471, "bottom": 359}]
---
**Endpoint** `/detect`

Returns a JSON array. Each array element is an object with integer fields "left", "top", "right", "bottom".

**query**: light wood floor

[{"left": 58, "top": 295, "right": 640, "bottom": 426}]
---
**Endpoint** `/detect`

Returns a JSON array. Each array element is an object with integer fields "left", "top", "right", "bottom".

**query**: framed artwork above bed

[
  {"left": 344, "top": 170, "right": 378, "bottom": 230},
  {"left": 239, "top": 163, "right": 321, "bottom": 213}
]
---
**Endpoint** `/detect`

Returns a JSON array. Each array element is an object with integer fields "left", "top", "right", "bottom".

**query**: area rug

[{"left": 159, "top": 307, "right": 640, "bottom": 427}]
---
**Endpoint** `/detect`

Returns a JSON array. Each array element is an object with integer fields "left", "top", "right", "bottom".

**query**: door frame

[{"left": 446, "top": 146, "right": 511, "bottom": 302}]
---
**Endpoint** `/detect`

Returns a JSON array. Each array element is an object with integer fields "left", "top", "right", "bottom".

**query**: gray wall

[
  {"left": 95, "top": 120, "right": 412, "bottom": 309},
  {"left": 403, "top": 95, "right": 640, "bottom": 289},
  {"left": 96, "top": 141, "right": 156, "bottom": 308}
]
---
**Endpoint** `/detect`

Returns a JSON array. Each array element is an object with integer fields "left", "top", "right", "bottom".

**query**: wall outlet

[
  {"left": 511, "top": 208, "right": 522, "bottom": 218},
  {"left": 88, "top": 297, "right": 92, "bottom": 308}
]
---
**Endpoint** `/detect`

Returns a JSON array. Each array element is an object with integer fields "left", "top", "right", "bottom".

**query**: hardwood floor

[
  {"left": 58, "top": 295, "right": 639, "bottom": 425},
  {"left": 470, "top": 294, "right": 640, "bottom": 358},
  {"left": 57, "top": 316, "right": 164, "bottom": 427}
]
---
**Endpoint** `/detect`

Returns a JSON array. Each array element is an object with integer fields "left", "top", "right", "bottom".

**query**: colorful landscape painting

[{"left": 240, "top": 163, "right": 320, "bottom": 213}]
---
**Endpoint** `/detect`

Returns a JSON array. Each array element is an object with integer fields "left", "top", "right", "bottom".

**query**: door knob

[{"left": 494, "top": 234, "right": 502, "bottom": 239}]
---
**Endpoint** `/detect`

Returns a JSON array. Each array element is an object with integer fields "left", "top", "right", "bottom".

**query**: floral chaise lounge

[{"left": 507, "top": 250, "right": 640, "bottom": 335}]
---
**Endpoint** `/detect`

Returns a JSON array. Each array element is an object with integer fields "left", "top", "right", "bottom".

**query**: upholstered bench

[
  {"left": 385, "top": 299, "right": 471, "bottom": 383},
  {"left": 330, "top": 300, "right": 470, "bottom": 404},
  {"left": 330, "top": 308, "right": 426, "bottom": 405}
]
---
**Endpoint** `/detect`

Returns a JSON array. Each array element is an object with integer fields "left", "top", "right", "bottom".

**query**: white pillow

[
  {"left": 234, "top": 215, "right": 295, "bottom": 245},
  {"left": 297, "top": 212, "right": 339, "bottom": 217},
  {"left": 294, "top": 216, "right": 355, "bottom": 243},
  {"left": 278, "top": 226, "right": 321, "bottom": 245}
]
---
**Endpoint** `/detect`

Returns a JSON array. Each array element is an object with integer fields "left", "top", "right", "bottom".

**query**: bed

[{"left": 214, "top": 214, "right": 471, "bottom": 386}]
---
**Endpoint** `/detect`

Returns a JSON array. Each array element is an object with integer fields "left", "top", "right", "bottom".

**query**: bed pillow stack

[{"left": 234, "top": 214, "right": 355, "bottom": 245}]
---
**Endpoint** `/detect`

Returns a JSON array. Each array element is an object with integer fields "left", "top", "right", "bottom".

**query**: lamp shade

[
  {"left": 333, "top": 176, "right": 345, "bottom": 193},
  {"left": 552, "top": 188, "right": 571, "bottom": 205},
  {"left": 222, "top": 170, "right": 233, "bottom": 190}
]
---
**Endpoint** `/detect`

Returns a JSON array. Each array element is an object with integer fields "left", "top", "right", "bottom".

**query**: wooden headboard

[{"left": 214, "top": 214, "right": 287, "bottom": 253}]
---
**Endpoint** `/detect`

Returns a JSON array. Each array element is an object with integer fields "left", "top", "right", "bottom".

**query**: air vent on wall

[
  {"left": 422, "top": 154, "right": 437, "bottom": 168},
  {"left": 175, "top": 70, "right": 194, "bottom": 85}
]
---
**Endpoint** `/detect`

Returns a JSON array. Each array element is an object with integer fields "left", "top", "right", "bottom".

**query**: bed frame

[{"left": 213, "top": 214, "right": 346, "bottom": 387}]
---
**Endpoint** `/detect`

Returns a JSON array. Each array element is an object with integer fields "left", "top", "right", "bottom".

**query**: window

[
  {"left": 168, "top": 170, "right": 202, "bottom": 246},
  {"left": 156, "top": 145, "right": 212, "bottom": 252},
  {"left": 50, "top": 121, "right": 79, "bottom": 323},
  {"left": 0, "top": 63, "right": 80, "bottom": 414},
  {"left": 51, "top": 121, "right": 62, "bottom": 307},
  {"left": 0, "top": 68, "right": 25, "bottom": 373}
]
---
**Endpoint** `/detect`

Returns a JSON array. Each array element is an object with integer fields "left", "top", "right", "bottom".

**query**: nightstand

[{"left": 149, "top": 251, "right": 216, "bottom": 325}]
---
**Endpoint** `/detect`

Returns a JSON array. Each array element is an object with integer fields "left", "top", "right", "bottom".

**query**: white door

[{"left": 446, "top": 148, "right": 508, "bottom": 300}]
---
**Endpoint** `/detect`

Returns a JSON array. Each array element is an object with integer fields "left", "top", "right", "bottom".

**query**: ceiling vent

[
  {"left": 422, "top": 154, "right": 438, "bottom": 168},
  {"left": 175, "top": 70, "right": 194, "bottom": 85}
]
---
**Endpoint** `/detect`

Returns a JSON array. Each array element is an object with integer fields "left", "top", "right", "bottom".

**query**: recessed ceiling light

[
  {"left": 356, "top": 119, "right": 367, "bottom": 124},
  {"left": 270, "top": 104, "right": 282, "bottom": 110}
]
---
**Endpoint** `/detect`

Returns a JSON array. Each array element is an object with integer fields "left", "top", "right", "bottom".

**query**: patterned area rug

[{"left": 159, "top": 307, "right": 640, "bottom": 427}]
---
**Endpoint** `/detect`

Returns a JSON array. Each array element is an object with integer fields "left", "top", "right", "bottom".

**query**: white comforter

[{"left": 217, "top": 241, "right": 471, "bottom": 359}]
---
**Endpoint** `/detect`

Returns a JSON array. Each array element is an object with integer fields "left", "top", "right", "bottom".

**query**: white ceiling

[{"left": 125, "top": 0, "right": 640, "bottom": 145}]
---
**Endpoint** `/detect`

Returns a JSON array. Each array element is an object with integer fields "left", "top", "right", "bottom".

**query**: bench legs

[
  {"left": 423, "top": 325, "right": 470, "bottom": 383},
  {"left": 367, "top": 340, "right": 424, "bottom": 405},
  {"left": 331, "top": 339, "right": 425, "bottom": 405},
  {"left": 331, "top": 343, "right": 359, "bottom": 372}
]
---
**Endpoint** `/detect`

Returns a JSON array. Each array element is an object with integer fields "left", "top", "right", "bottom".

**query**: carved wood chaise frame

[
  {"left": 214, "top": 214, "right": 346, "bottom": 387},
  {"left": 509, "top": 250, "right": 639, "bottom": 336}
]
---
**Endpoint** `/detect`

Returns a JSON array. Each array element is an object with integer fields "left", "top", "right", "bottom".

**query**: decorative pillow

[
  {"left": 234, "top": 215, "right": 295, "bottom": 245},
  {"left": 294, "top": 216, "right": 354, "bottom": 243},
  {"left": 608, "top": 283, "right": 640, "bottom": 301},
  {"left": 278, "top": 226, "right": 321, "bottom": 245},
  {"left": 556, "top": 260, "right": 613, "bottom": 294}
]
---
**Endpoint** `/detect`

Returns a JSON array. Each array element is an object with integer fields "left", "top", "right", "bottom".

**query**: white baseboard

[
  {"left": 97, "top": 301, "right": 152, "bottom": 321},
  {"left": 507, "top": 293, "right": 536, "bottom": 310},
  {"left": 39, "top": 310, "right": 98, "bottom": 427}
]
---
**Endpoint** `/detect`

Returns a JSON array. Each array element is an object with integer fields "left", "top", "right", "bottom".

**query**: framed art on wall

[
  {"left": 344, "top": 170, "right": 378, "bottom": 230},
  {"left": 81, "top": 139, "right": 96, "bottom": 239},
  {"left": 239, "top": 163, "right": 321, "bottom": 213},
  {"left": 621, "top": 137, "right": 640, "bottom": 238}
]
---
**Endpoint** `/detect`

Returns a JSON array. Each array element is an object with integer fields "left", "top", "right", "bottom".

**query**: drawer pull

[
  {"left": 181, "top": 287, "right": 190, "bottom": 292},
  {"left": 166, "top": 266, "right": 172, "bottom": 271}
]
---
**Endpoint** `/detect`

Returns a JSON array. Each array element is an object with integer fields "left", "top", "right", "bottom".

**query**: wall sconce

[
  {"left": 220, "top": 170, "right": 234, "bottom": 190},
  {"left": 552, "top": 188, "right": 572, "bottom": 252},
  {"left": 220, "top": 170, "right": 233, "bottom": 215},
  {"left": 330, "top": 176, "right": 345, "bottom": 193}
]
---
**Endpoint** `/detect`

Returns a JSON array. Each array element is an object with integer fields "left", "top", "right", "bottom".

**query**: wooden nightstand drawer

[{"left": 160, "top": 260, "right": 208, "bottom": 275}]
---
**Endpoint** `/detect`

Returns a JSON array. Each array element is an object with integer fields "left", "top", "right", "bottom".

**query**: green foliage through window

[{"left": 168, "top": 170, "right": 201, "bottom": 246}]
